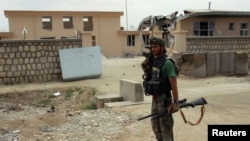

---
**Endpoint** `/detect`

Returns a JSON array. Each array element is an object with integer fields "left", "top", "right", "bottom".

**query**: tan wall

[
  {"left": 172, "top": 16, "right": 250, "bottom": 53},
  {"left": 0, "top": 32, "right": 13, "bottom": 40},
  {"left": 7, "top": 11, "right": 123, "bottom": 39},
  {"left": 81, "top": 32, "right": 92, "bottom": 46},
  {"left": 5, "top": 10, "right": 136, "bottom": 57},
  {"left": 173, "top": 30, "right": 188, "bottom": 53},
  {"left": 118, "top": 31, "right": 152, "bottom": 57},
  {"left": 3, "top": 10, "right": 171, "bottom": 57},
  {"left": 8, "top": 15, "right": 35, "bottom": 39},
  {"left": 177, "top": 17, "right": 250, "bottom": 37},
  {"left": 0, "top": 39, "right": 82, "bottom": 85},
  {"left": 96, "top": 16, "right": 123, "bottom": 57}
]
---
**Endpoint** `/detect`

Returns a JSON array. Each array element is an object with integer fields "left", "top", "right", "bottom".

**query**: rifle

[
  {"left": 141, "top": 50, "right": 154, "bottom": 81},
  {"left": 137, "top": 97, "right": 207, "bottom": 121}
]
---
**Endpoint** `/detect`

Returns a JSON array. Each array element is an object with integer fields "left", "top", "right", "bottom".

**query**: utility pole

[
  {"left": 208, "top": 2, "right": 212, "bottom": 10},
  {"left": 125, "top": 0, "right": 130, "bottom": 56}
]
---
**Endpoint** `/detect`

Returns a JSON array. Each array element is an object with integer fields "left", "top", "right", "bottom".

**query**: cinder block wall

[
  {"left": 186, "top": 37, "right": 250, "bottom": 68},
  {"left": 0, "top": 39, "right": 81, "bottom": 85}
]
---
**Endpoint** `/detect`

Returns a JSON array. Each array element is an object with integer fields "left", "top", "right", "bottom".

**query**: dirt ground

[{"left": 0, "top": 56, "right": 250, "bottom": 141}]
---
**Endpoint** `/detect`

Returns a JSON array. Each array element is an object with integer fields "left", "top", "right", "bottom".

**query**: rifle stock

[
  {"left": 180, "top": 97, "right": 207, "bottom": 108},
  {"left": 137, "top": 97, "right": 207, "bottom": 121}
]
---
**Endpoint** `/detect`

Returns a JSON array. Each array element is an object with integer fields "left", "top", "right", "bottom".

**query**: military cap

[{"left": 149, "top": 37, "right": 165, "bottom": 47}]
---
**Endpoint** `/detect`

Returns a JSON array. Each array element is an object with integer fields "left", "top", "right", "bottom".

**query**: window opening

[
  {"left": 229, "top": 23, "right": 234, "bottom": 31},
  {"left": 63, "top": 16, "right": 73, "bottom": 29},
  {"left": 42, "top": 16, "right": 52, "bottom": 29},
  {"left": 127, "top": 35, "right": 135, "bottom": 46},
  {"left": 240, "top": 23, "right": 248, "bottom": 36},
  {"left": 83, "top": 16, "right": 93, "bottom": 31},
  {"left": 193, "top": 22, "right": 214, "bottom": 36}
]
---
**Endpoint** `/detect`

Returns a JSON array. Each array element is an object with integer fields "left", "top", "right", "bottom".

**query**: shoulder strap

[
  {"left": 179, "top": 105, "right": 206, "bottom": 126},
  {"left": 158, "top": 58, "right": 167, "bottom": 79},
  {"left": 165, "top": 57, "right": 180, "bottom": 76},
  {"left": 166, "top": 57, "right": 175, "bottom": 65}
]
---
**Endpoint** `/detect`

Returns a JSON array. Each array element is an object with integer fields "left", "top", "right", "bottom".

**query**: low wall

[
  {"left": 0, "top": 39, "right": 82, "bottom": 85},
  {"left": 174, "top": 51, "right": 249, "bottom": 78},
  {"left": 186, "top": 36, "right": 250, "bottom": 68}
]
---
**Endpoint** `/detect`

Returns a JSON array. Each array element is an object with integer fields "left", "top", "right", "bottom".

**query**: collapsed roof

[
  {"left": 137, "top": 11, "right": 178, "bottom": 31},
  {"left": 138, "top": 9, "right": 250, "bottom": 31}
]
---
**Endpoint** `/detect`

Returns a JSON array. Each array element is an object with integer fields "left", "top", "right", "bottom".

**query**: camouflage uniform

[{"left": 151, "top": 96, "right": 174, "bottom": 141}]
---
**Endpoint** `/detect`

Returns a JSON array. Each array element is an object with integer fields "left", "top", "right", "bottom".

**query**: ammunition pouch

[{"left": 143, "top": 80, "right": 161, "bottom": 95}]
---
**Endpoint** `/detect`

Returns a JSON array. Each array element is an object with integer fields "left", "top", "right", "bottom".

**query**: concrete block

[
  {"left": 181, "top": 53, "right": 207, "bottom": 78},
  {"left": 206, "top": 52, "right": 220, "bottom": 76},
  {"left": 234, "top": 51, "right": 249, "bottom": 75},
  {"left": 220, "top": 51, "right": 235, "bottom": 75},
  {"left": 120, "top": 79, "right": 144, "bottom": 102},
  {"left": 95, "top": 94, "right": 123, "bottom": 108}
]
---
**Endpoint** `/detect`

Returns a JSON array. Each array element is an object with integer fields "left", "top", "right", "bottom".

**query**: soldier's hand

[
  {"left": 171, "top": 102, "right": 180, "bottom": 113},
  {"left": 167, "top": 102, "right": 180, "bottom": 114}
]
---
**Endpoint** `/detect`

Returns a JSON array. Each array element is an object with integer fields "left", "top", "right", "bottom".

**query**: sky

[{"left": 1, "top": 0, "right": 250, "bottom": 32}]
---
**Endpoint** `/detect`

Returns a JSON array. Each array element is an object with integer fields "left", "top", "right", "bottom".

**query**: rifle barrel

[
  {"left": 137, "top": 97, "right": 207, "bottom": 121},
  {"left": 137, "top": 112, "right": 160, "bottom": 121}
]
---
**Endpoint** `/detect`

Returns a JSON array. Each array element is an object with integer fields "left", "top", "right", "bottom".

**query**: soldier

[{"left": 141, "top": 37, "right": 180, "bottom": 141}]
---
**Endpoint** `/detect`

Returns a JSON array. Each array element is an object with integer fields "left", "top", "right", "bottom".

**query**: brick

[
  {"left": 6, "top": 59, "right": 12, "bottom": 65},
  {"left": 0, "top": 72, "right": 7, "bottom": 77},
  {"left": 0, "top": 59, "right": 5, "bottom": 65}
]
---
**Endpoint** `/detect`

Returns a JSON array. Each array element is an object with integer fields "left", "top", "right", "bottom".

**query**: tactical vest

[{"left": 143, "top": 58, "right": 172, "bottom": 96}]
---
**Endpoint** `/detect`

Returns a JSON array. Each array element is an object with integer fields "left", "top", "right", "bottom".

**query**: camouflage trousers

[{"left": 151, "top": 97, "right": 174, "bottom": 141}]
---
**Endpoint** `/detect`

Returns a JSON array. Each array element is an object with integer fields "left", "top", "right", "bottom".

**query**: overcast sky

[{"left": 1, "top": 0, "right": 250, "bottom": 31}]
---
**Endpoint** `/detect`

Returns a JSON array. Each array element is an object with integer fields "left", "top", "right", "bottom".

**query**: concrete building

[
  {"left": 1, "top": 10, "right": 150, "bottom": 57},
  {"left": 2, "top": 9, "right": 250, "bottom": 56},
  {"left": 172, "top": 9, "right": 250, "bottom": 53}
]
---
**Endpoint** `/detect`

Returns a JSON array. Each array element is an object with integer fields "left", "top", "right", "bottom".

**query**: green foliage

[
  {"left": 65, "top": 87, "right": 74, "bottom": 99},
  {"left": 36, "top": 99, "right": 51, "bottom": 106},
  {"left": 88, "top": 87, "right": 97, "bottom": 96},
  {"left": 64, "top": 86, "right": 98, "bottom": 110},
  {"left": 65, "top": 87, "right": 85, "bottom": 99},
  {"left": 81, "top": 102, "right": 97, "bottom": 110},
  {"left": 34, "top": 86, "right": 98, "bottom": 110}
]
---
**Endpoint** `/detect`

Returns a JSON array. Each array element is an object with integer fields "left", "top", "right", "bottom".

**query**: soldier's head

[{"left": 149, "top": 37, "right": 166, "bottom": 56}]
